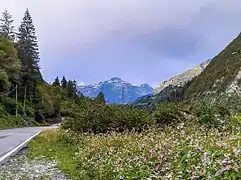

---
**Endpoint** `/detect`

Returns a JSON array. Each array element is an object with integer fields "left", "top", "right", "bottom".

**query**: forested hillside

[
  {"left": 184, "top": 33, "right": 241, "bottom": 100},
  {"left": 0, "top": 10, "right": 80, "bottom": 129}
]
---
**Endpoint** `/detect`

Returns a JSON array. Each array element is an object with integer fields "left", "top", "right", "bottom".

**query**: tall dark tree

[
  {"left": 73, "top": 80, "right": 78, "bottom": 95},
  {"left": 0, "top": 10, "right": 15, "bottom": 41},
  {"left": 61, "top": 76, "right": 67, "bottom": 88},
  {"left": 17, "top": 9, "right": 41, "bottom": 74},
  {"left": 17, "top": 9, "right": 42, "bottom": 116},
  {"left": 53, "top": 76, "right": 60, "bottom": 86},
  {"left": 66, "top": 80, "right": 78, "bottom": 98},
  {"left": 95, "top": 92, "right": 106, "bottom": 105}
]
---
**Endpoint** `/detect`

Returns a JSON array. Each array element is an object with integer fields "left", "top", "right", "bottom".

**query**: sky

[{"left": 1, "top": 0, "right": 241, "bottom": 87}]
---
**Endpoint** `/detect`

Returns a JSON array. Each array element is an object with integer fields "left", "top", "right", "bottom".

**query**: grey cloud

[{"left": 1, "top": 0, "right": 241, "bottom": 86}]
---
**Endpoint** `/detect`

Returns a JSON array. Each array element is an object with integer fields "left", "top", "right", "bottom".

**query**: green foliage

[
  {"left": 184, "top": 33, "right": 241, "bottom": 99},
  {"left": 34, "top": 84, "right": 62, "bottom": 122},
  {"left": 61, "top": 76, "right": 67, "bottom": 89},
  {"left": 94, "top": 92, "right": 105, "bottom": 105},
  {"left": 66, "top": 80, "right": 78, "bottom": 98},
  {"left": 2, "top": 97, "right": 34, "bottom": 117},
  {"left": 153, "top": 103, "right": 186, "bottom": 126},
  {"left": 0, "top": 115, "right": 26, "bottom": 129},
  {"left": 62, "top": 99, "right": 154, "bottom": 133},
  {"left": 28, "top": 130, "right": 80, "bottom": 179},
  {"left": 52, "top": 76, "right": 60, "bottom": 86},
  {"left": 0, "top": 35, "right": 20, "bottom": 91},
  {"left": 29, "top": 123, "right": 241, "bottom": 179},
  {"left": 133, "top": 84, "right": 186, "bottom": 110},
  {"left": 0, "top": 10, "right": 15, "bottom": 41},
  {"left": 192, "top": 101, "right": 232, "bottom": 128},
  {"left": 194, "top": 101, "right": 219, "bottom": 127}
]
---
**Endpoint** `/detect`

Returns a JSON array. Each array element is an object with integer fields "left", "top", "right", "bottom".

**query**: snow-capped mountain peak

[
  {"left": 78, "top": 82, "right": 88, "bottom": 86},
  {"left": 77, "top": 77, "right": 153, "bottom": 104}
]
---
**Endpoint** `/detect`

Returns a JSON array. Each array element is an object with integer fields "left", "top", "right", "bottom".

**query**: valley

[{"left": 1, "top": 4, "right": 241, "bottom": 180}]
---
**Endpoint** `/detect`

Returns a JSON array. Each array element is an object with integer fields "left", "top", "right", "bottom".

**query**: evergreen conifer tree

[
  {"left": 0, "top": 10, "right": 15, "bottom": 41},
  {"left": 17, "top": 9, "right": 42, "bottom": 111},
  {"left": 95, "top": 92, "right": 106, "bottom": 104},
  {"left": 61, "top": 76, "right": 67, "bottom": 88},
  {"left": 53, "top": 76, "right": 60, "bottom": 86}
]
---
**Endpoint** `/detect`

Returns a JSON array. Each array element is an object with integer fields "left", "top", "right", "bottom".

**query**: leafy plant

[{"left": 153, "top": 103, "right": 186, "bottom": 126}]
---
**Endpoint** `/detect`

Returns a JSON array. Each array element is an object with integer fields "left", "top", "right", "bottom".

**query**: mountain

[
  {"left": 154, "top": 60, "right": 211, "bottom": 94},
  {"left": 133, "top": 60, "right": 211, "bottom": 108},
  {"left": 77, "top": 77, "right": 153, "bottom": 104},
  {"left": 183, "top": 33, "right": 241, "bottom": 110},
  {"left": 135, "top": 32, "right": 241, "bottom": 111}
]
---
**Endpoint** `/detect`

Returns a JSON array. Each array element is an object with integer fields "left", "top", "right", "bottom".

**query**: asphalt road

[{"left": 0, "top": 126, "right": 57, "bottom": 163}]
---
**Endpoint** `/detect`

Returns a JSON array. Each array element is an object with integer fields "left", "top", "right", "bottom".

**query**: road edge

[{"left": 0, "top": 131, "right": 42, "bottom": 165}]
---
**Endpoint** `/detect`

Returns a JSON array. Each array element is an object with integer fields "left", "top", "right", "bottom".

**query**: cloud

[{"left": 1, "top": 0, "right": 241, "bottom": 87}]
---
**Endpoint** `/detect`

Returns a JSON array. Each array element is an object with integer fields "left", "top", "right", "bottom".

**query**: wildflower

[
  {"left": 149, "top": 149, "right": 153, "bottom": 156},
  {"left": 203, "top": 152, "right": 210, "bottom": 165},
  {"left": 159, "top": 153, "right": 164, "bottom": 159},
  {"left": 155, "top": 164, "right": 160, "bottom": 172},
  {"left": 181, "top": 130, "right": 185, "bottom": 136},
  {"left": 225, "top": 165, "right": 232, "bottom": 171},
  {"left": 191, "top": 171, "right": 196, "bottom": 180}
]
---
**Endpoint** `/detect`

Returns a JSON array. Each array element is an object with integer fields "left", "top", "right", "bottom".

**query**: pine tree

[
  {"left": 17, "top": 9, "right": 41, "bottom": 75},
  {"left": 16, "top": 9, "right": 42, "bottom": 113},
  {"left": 0, "top": 10, "right": 15, "bottom": 41},
  {"left": 53, "top": 76, "right": 60, "bottom": 86},
  {"left": 73, "top": 80, "right": 78, "bottom": 96},
  {"left": 95, "top": 92, "right": 105, "bottom": 104},
  {"left": 61, "top": 76, "right": 67, "bottom": 88}
]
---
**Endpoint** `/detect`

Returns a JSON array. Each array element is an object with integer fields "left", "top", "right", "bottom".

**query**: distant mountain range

[{"left": 77, "top": 77, "right": 153, "bottom": 104}]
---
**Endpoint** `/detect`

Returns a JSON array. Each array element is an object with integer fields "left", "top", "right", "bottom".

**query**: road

[{"left": 0, "top": 126, "right": 57, "bottom": 164}]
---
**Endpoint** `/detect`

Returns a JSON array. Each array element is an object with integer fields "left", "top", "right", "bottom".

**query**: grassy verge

[
  {"left": 28, "top": 129, "right": 80, "bottom": 179},
  {"left": 28, "top": 124, "right": 241, "bottom": 180}
]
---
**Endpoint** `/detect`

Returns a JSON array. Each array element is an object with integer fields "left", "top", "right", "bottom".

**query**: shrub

[
  {"left": 193, "top": 101, "right": 222, "bottom": 128},
  {"left": 0, "top": 104, "right": 6, "bottom": 116},
  {"left": 153, "top": 103, "right": 186, "bottom": 126},
  {"left": 0, "top": 115, "right": 26, "bottom": 129},
  {"left": 30, "top": 124, "right": 241, "bottom": 179},
  {"left": 2, "top": 97, "right": 34, "bottom": 117},
  {"left": 62, "top": 100, "right": 155, "bottom": 133}
]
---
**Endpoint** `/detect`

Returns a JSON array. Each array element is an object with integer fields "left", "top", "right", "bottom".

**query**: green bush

[
  {"left": 193, "top": 101, "right": 221, "bottom": 128},
  {"left": 0, "top": 115, "right": 26, "bottom": 129},
  {"left": 30, "top": 124, "right": 241, "bottom": 179},
  {"left": 153, "top": 103, "right": 186, "bottom": 126},
  {"left": 62, "top": 100, "right": 155, "bottom": 133},
  {"left": 0, "top": 104, "right": 6, "bottom": 116},
  {"left": 2, "top": 97, "right": 34, "bottom": 117}
]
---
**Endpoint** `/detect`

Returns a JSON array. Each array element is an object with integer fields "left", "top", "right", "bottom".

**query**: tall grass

[{"left": 29, "top": 122, "right": 241, "bottom": 179}]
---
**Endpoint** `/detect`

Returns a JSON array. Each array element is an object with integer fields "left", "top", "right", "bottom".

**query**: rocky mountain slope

[
  {"left": 181, "top": 33, "right": 241, "bottom": 111},
  {"left": 133, "top": 60, "right": 211, "bottom": 108},
  {"left": 184, "top": 33, "right": 241, "bottom": 100},
  {"left": 154, "top": 60, "right": 211, "bottom": 94},
  {"left": 77, "top": 77, "right": 153, "bottom": 104},
  {"left": 135, "top": 32, "right": 241, "bottom": 111}
]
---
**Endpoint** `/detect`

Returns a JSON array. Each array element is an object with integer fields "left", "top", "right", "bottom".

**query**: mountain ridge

[
  {"left": 133, "top": 59, "right": 211, "bottom": 108},
  {"left": 77, "top": 77, "right": 153, "bottom": 104},
  {"left": 183, "top": 33, "right": 241, "bottom": 110}
]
